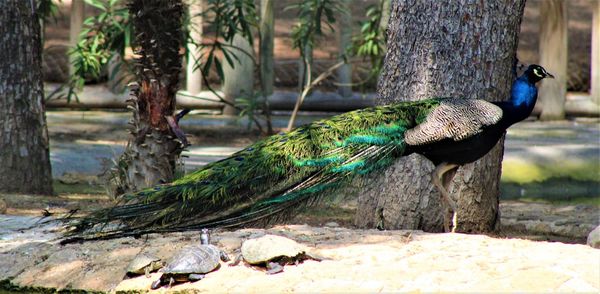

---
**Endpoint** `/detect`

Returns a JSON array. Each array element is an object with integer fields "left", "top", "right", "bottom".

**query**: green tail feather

[{"left": 63, "top": 99, "right": 442, "bottom": 242}]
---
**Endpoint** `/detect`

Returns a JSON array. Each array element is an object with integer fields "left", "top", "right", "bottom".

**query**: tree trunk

[
  {"left": 355, "top": 0, "right": 525, "bottom": 233},
  {"left": 538, "top": 0, "right": 567, "bottom": 120},
  {"left": 107, "top": 0, "right": 185, "bottom": 195},
  {"left": 0, "top": 0, "right": 53, "bottom": 195}
]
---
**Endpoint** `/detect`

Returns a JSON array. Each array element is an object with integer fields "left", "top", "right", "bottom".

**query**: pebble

[
  {"left": 587, "top": 225, "right": 600, "bottom": 249},
  {"left": 324, "top": 222, "right": 339, "bottom": 227},
  {"left": 217, "top": 236, "right": 242, "bottom": 252}
]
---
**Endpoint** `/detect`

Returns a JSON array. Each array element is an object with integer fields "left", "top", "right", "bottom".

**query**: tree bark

[
  {"left": 0, "top": 0, "right": 53, "bottom": 195},
  {"left": 538, "top": 0, "right": 567, "bottom": 120},
  {"left": 107, "top": 0, "right": 185, "bottom": 195},
  {"left": 355, "top": 0, "right": 525, "bottom": 233}
]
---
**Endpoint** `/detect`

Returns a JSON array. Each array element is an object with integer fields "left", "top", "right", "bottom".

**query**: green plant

[
  {"left": 236, "top": 91, "right": 262, "bottom": 130},
  {"left": 191, "top": 0, "right": 276, "bottom": 133},
  {"left": 58, "top": 0, "right": 269, "bottom": 131},
  {"left": 285, "top": 0, "right": 346, "bottom": 130},
  {"left": 49, "top": 0, "right": 132, "bottom": 102},
  {"left": 352, "top": 0, "right": 388, "bottom": 84},
  {"left": 287, "top": 0, "right": 344, "bottom": 55},
  {"left": 194, "top": 0, "right": 258, "bottom": 81}
]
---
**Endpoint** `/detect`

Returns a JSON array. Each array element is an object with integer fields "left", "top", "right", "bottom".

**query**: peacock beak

[{"left": 546, "top": 72, "right": 555, "bottom": 79}]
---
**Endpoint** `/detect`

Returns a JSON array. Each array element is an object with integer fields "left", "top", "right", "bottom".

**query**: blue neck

[
  {"left": 510, "top": 75, "right": 538, "bottom": 109},
  {"left": 495, "top": 74, "right": 538, "bottom": 127}
]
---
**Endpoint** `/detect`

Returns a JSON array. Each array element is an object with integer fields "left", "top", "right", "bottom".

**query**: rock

[
  {"left": 57, "top": 172, "right": 98, "bottom": 185},
  {"left": 324, "top": 222, "right": 339, "bottom": 227},
  {"left": 586, "top": 225, "right": 600, "bottom": 249},
  {"left": 217, "top": 236, "right": 242, "bottom": 251},
  {"left": 0, "top": 198, "right": 7, "bottom": 214}
]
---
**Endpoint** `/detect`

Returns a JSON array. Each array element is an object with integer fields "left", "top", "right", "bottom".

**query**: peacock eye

[{"left": 533, "top": 68, "right": 543, "bottom": 78}]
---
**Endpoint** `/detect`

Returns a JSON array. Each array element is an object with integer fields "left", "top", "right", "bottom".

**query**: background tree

[
  {"left": 0, "top": 0, "right": 53, "bottom": 195},
  {"left": 355, "top": 0, "right": 526, "bottom": 233},
  {"left": 109, "top": 0, "right": 186, "bottom": 193}
]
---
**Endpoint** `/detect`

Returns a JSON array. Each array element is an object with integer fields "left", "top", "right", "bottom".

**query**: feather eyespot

[{"left": 235, "top": 157, "right": 244, "bottom": 161}]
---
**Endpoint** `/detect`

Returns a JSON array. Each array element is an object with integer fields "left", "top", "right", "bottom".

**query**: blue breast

[{"left": 510, "top": 77, "right": 537, "bottom": 108}]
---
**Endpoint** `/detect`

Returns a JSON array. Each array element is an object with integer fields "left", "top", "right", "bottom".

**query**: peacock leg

[{"left": 432, "top": 163, "right": 459, "bottom": 232}]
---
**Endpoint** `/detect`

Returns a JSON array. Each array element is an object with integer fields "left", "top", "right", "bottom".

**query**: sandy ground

[{"left": 0, "top": 224, "right": 599, "bottom": 293}]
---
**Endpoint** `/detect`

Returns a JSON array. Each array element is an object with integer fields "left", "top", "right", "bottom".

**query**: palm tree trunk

[{"left": 108, "top": 0, "right": 186, "bottom": 195}]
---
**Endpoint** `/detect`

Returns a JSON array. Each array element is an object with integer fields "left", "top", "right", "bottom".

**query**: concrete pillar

[
  {"left": 69, "top": 0, "right": 85, "bottom": 76},
  {"left": 379, "top": 0, "right": 391, "bottom": 38},
  {"left": 592, "top": 0, "right": 600, "bottom": 104},
  {"left": 222, "top": 34, "right": 255, "bottom": 115},
  {"left": 259, "top": 0, "right": 274, "bottom": 96},
  {"left": 538, "top": 0, "right": 567, "bottom": 120},
  {"left": 186, "top": 0, "right": 203, "bottom": 94},
  {"left": 337, "top": 0, "right": 353, "bottom": 98}
]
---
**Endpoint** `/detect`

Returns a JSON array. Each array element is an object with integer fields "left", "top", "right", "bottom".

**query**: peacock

[{"left": 64, "top": 64, "right": 553, "bottom": 242}]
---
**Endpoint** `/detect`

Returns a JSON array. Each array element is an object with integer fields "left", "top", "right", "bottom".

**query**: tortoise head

[{"left": 200, "top": 228, "right": 210, "bottom": 245}]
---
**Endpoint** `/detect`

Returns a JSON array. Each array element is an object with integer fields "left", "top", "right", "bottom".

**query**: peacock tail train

[{"left": 66, "top": 99, "right": 442, "bottom": 241}]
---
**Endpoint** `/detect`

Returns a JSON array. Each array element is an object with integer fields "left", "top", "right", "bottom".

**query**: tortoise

[
  {"left": 230, "top": 234, "right": 323, "bottom": 274},
  {"left": 151, "top": 229, "right": 229, "bottom": 289},
  {"left": 125, "top": 253, "right": 164, "bottom": 278}
]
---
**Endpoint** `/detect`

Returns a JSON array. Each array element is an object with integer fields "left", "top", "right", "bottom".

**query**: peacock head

[{"left": 523, "top": 64, "right": 554, "bottom": 83}]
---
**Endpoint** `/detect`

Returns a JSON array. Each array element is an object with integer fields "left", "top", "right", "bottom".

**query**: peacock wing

[{"left": 403, "top": 98, "right": 503, "bottom": 146}]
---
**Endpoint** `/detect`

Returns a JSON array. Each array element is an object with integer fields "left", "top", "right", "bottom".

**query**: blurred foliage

[
  {"left": 36, "top": 0, "right": 62, "bottom": 25},
  {"left": 286, "top": 0, "right": 345, "bottom": 56},
  {"left": 195, "top": 0, "right": 258, "bottom": 82},
  {"left": 49, "top": 0, "right": 132, "bottom": 102},
  {"left": 352, "top": 0, "right": 388, "bottom": 84},
  {"left": 237, "top": 91, "right": 263, "bottom": 131},
  {"left": 57, "top": 0, "right": 388, "bottom": 130}
]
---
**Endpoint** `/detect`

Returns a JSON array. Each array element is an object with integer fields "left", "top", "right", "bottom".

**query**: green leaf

[
  {"left": 214, "top": 58, "right": 224, "bottom": 81},
  {"left": 84, "top": 0, "right": 107, "bottom": 11}
]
